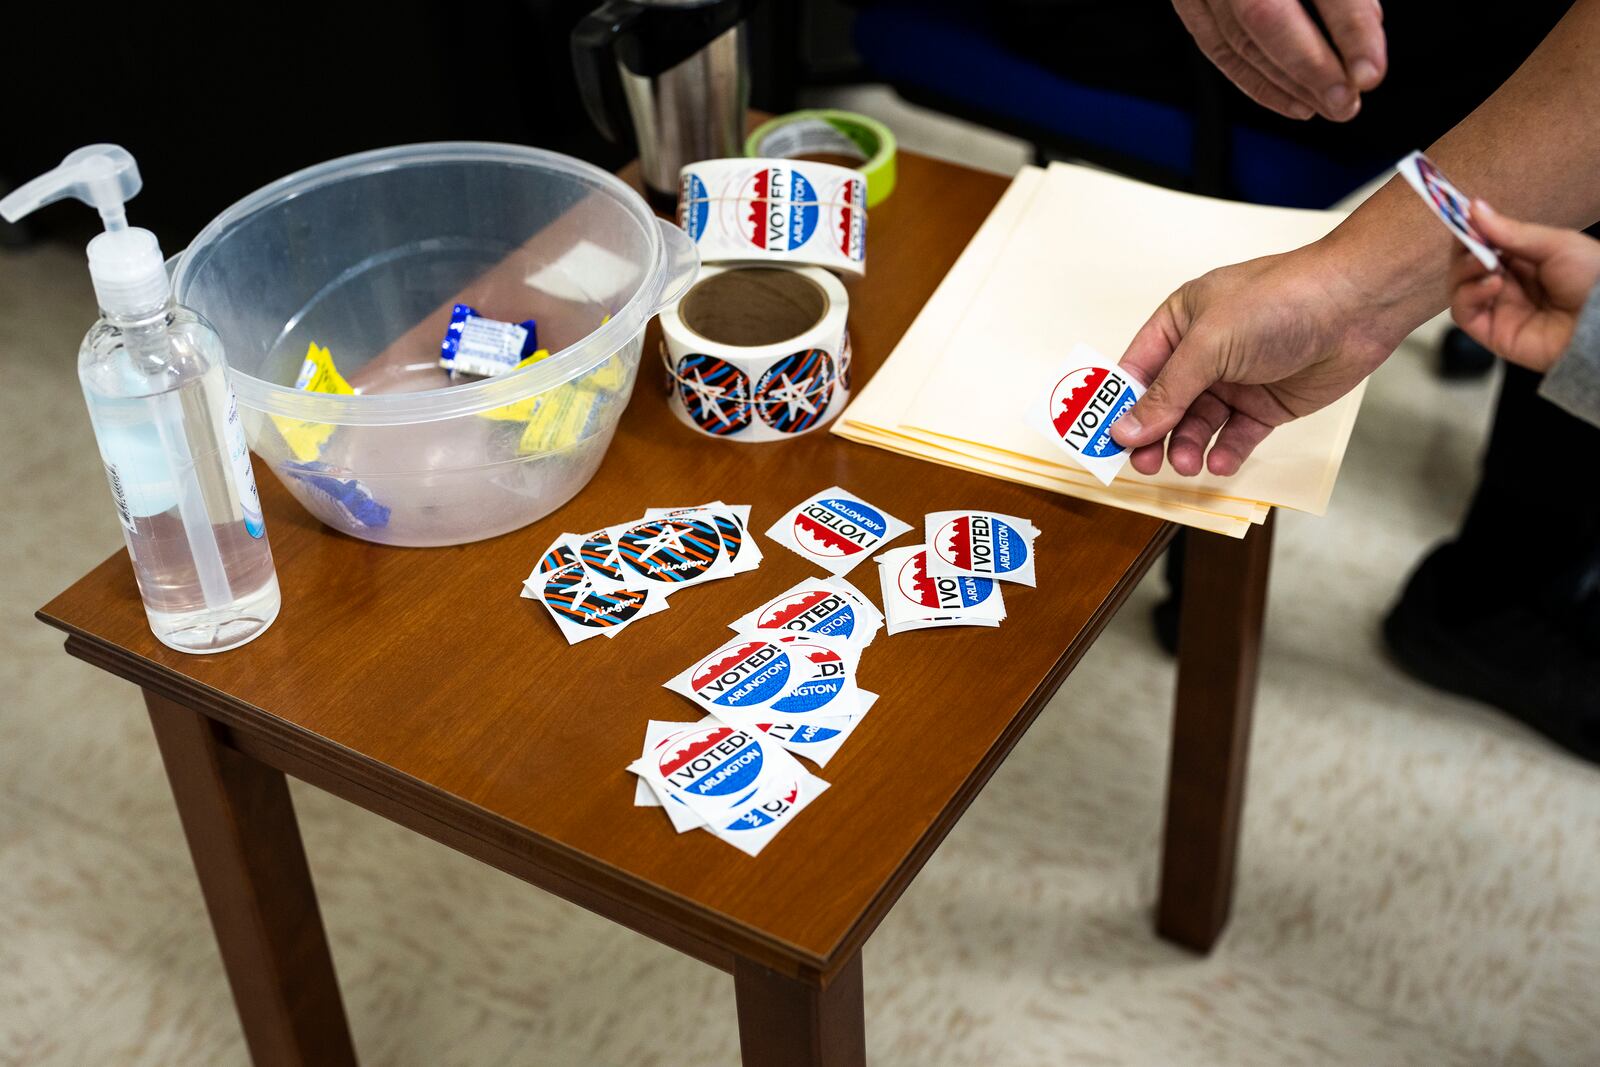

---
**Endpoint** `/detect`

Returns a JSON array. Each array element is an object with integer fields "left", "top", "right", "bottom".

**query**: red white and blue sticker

[
  {"left": 726, "top": 166, "right": 820, "bottom": 253},
  {"left": 674, "top": 159, "right": 868, "bottom": 275},
  {"left": 924, "top": 510, "right": 1040, "bottom": 587},
  {"left": 832, "top": 177, "right": 867, "bottom": 263},
  {"left": 754, "top": 689, "right": 878, "bottom": 768},
  {"left": 1396, "top": 151, "right": 1499, "bottom": 271},
  {"left": 1039, "top": 345, "right": 1145, "bottom": 485},
  {"left": 728, "top": 576, "right": 883, "bottom": 651},
  {"left": 673, "top": 353, "right": 752, "bottom": 435},
  {"left": 665, "top": 638, "right": 799, "bottom": 712},
  {"left": 628, "top": 717, "right": 828, "bottom": 855},
  {"left": 766, "top": 485, "right": 911, "bottom": 577},
  {"left": 754, "top": 349, "right": 836, "bottom": 434},
  {"left": 876, "top": 544, "right": 1007, "bottom": 635},
  {"left": 767, "top": 632, "right": 860, "bottom": 718}
]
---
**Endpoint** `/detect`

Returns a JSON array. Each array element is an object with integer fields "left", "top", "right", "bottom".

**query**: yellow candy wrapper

[
  {"left": 272, "top": 343, "right": 353, "bottom": 461},
  {"left": 478, "top": 349, "right": 553, "bottom": 421}
]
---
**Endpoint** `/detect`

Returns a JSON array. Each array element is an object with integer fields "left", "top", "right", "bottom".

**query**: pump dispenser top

[{"left": 0, "top": 144, "right": 170, "bottom": 317}]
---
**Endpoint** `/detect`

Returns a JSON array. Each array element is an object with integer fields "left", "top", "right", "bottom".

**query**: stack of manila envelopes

[{"left": 833, "top": 162, "right": 1365, "bottom": 537}]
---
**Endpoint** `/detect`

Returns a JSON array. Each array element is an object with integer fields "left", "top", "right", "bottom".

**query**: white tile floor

[{"left": 1, "top": 89, "right": 1597, "bottom": 1066}]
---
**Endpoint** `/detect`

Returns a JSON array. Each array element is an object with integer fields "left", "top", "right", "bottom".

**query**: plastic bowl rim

[{"left": 172, "top": 141, "right": 664, "bottom": 426}]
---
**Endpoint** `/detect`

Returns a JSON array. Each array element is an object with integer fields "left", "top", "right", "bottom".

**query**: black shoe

[
  {"left": 1383, "top": 544, "right": 1600, "bottom": 765},
  {"left": 1439, "top": 327, "right": 1497, "bottom": 380}
]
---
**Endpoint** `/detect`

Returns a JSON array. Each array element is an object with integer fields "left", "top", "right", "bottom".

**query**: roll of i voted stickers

[
  {"left": 876, "top": 544, "right": 1006, "bottom": 635},
  {"left": 766, "top": 485, "right": 911, "bottom": 577},
  {"left": 729, "top": 576, "right": 883, "bottom": 650},
  {"left": 923, "top": 511, "right": 1040, "bottom": 587},
  {"left": 660, "top": 265, "right": 851, "bottom": 443},
  {"left": 1396, "top": 151, "right": 1500, "bottom": 271},
  {"left": 1037, "top": 344, "right": 1145, "bottom": 486},
  {"left": 677, "top": 158, "right": 867, "bottom": 275}
]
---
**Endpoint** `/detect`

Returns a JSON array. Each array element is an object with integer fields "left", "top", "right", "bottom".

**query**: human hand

[
  {"left": 1172, "top": 0, "right": 1386, "bottom": 122},
  {"left": 1108, "top": 241, "right": 1407, "bottom": 476},
  {"left": 1449, "top": 200, "right": 1600, "bottom": 373}
]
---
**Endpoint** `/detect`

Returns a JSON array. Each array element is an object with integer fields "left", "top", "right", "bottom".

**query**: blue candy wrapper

[
  {"left": 439, "top": 304, "right": 539, "bottom": 378},
  {"left": 283, "top": 462, "right": 392, "bottom": 529}
]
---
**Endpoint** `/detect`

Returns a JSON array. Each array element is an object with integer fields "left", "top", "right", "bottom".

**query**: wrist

[{"left": 1313, "top": 178, "right": 1454, "bottom": 350}]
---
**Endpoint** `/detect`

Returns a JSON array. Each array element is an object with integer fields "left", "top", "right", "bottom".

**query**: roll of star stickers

[{"left": 659, "top": 265, "right": 851, "bottom": 442}]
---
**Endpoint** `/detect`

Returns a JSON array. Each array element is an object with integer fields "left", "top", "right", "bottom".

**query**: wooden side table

[{"left": 39, "top": 150, "right": 1271, "bottom": 1066}]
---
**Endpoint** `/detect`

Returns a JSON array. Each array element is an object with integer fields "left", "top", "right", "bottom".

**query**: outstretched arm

[{"left": 1112, "top": 0, "right": 1600, "bottom": 477}]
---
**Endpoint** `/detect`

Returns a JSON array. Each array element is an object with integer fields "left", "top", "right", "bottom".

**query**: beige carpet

[{"left": 4, "top": 135, "right": 1598, "bottom": 1065}]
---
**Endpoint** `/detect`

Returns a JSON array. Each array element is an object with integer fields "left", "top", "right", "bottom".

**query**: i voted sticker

[
  {"left": 1039, "top": 344, "right": 1145, "bottom": 485},
  {"left": 898, "top": 552, "right": 996, "bottom": 611},
  {"left": 768, "top": 633, "right": 858, "bottom": 717},
  {"left": 655, "top": 723, "right": 765, "bottom": 801},
  {"left": 876, "top": 544, "right": 1007, "bottom": 635},
  {"left": 628, "top": 719, "right": 825, "bottom": 854},
  {"left": 729, "top": 576, "right": 883, "bottom": 650},
  {"left": 766, "top": 486, "right": 911, "bottom": 577},
  {"left": 833, "top": 178, "right": 867, "bottom": 263},
  {"left": 725, "top": 166, "right": 821, "bottom": 253},
  {"left": 924, "top": 511, "right": 1040, "bottom": 587},
  {"left": 666, "top": 638, "right": 796, "bottom": 712}
]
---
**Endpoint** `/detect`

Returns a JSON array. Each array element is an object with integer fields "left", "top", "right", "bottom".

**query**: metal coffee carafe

[{"left": 571, "top": 0, "right": 753, "bottom": 205}]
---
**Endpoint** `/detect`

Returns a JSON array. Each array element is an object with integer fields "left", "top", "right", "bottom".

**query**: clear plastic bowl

[{"left": 171, "top": 142, "right": 697, "bottom": 547}]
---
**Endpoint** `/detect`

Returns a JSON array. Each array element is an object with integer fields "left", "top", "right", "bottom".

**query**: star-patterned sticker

[
  {"left": 684, "top": 368, "right": 745, "bottom": 428},
  {"left": 763, "top": 372, "right": 820, "bottom": 423},
  {"left": 635, "top": 522, "right": 690, "bottom": 560}
]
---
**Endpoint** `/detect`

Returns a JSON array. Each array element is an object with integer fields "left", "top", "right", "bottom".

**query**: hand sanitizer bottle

[{"left": 2, "top": 146, "right": 280, "bottom": 653}]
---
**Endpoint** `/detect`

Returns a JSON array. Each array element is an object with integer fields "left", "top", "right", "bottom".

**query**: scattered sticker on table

[
  {"left": 766, "top": 486, "right": 911, "bottom": 577},
  {"left": 924, "top": 510, "right": 1040, "bottom": 587}
]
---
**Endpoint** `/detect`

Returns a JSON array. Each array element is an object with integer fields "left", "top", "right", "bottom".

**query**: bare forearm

[{"left": 1320, "top": 0, "right": 1600, "bottom": 341}]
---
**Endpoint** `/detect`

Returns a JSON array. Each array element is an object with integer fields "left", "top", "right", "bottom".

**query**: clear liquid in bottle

[{"left": 82, "top": 306, "right": 280, "bottom": 653}]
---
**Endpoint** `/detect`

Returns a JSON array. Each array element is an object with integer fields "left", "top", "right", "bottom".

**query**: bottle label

[
  {"left": 104, "top": 462, "right": 137, "bottom": 534},
  {"left": 223, "top": 391, "right": 266, "bottom": 538}
]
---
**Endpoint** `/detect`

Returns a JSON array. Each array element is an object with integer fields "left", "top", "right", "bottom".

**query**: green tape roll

[{"left": 744, "top": 109, "right": 897, "bottom": 208}]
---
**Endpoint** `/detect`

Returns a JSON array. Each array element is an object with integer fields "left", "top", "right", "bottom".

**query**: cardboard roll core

[{"left": 678, "top": 267, "right": 828, "bottom": 348}]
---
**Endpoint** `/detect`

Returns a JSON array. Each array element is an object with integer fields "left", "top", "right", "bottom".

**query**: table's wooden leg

[
  {"left": 1155, "top": 512, "right": 1274, "bottom": 953},
  {"left": 145, "top": 691, "right": 358, "bottom": 1067},
  {"left": 735, "top": 952, "right": 866, "bottom": 1067}
]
